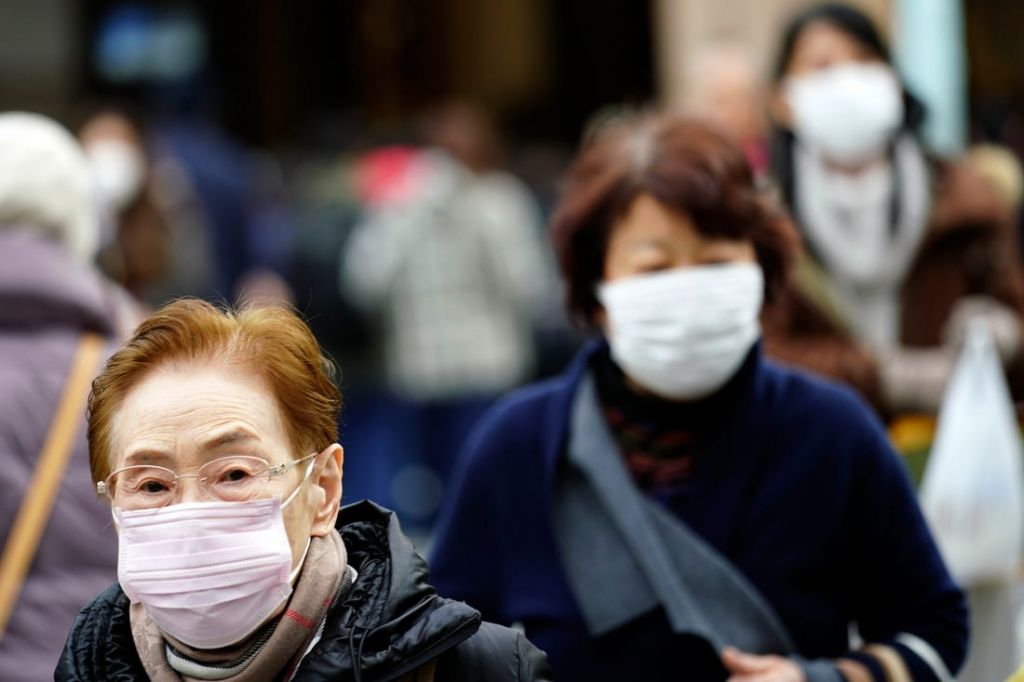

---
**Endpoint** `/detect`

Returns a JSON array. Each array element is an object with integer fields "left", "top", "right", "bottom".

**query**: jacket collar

[{"left": 299, "top": 501, "right": 480, "bottom": 680}]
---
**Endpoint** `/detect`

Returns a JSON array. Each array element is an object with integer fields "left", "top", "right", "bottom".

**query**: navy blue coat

[{"left": 429, "top": 342, "right": 968, "bottom": 681}]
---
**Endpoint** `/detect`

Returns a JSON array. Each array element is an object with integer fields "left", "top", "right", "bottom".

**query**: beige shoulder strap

[{"left": 0, "top": 333, "right": 104, "bottom": 636}]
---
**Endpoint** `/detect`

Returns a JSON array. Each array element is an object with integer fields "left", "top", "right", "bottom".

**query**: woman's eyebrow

[
  {"left": 123, "top": 449, "right": 172, "bottom": 466},
  {"left": 201, "top": 428, "right": 262, "bottom": 451},
  {"left": 628, "top": 237, "right": 671, "bottom": 249}
]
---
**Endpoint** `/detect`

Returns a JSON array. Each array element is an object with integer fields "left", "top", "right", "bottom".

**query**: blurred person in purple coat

[{"left": 0, "top": 112, "right": 140, "bottom": 680}]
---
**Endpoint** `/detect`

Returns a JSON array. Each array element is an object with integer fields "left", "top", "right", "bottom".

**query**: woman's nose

[{"left": 173, "top": 474, "right": 209, "bottom": 504}]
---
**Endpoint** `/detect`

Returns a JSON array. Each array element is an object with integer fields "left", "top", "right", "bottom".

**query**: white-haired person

[{"left": 0, "top": 112, "right": 141, "bottom": 680}]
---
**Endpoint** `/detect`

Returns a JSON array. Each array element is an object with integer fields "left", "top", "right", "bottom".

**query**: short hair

[
  {"left": 0, "top": 112, "right": 98, "bottom": 262},
  {"left": 87, "top": 298, "right": 341, "bottom": 484},
  {"left": 550, "top": 112, "right": 798, "bottom": 325}
]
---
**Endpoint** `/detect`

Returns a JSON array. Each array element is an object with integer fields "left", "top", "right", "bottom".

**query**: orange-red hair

[{"left": 87, "top": 298, "right": 341, "bottom": 484}]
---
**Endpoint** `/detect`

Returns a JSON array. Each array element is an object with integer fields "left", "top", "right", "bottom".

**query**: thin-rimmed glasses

[{"left": 96, "top": 452, "right": 318, "bottom": 510}]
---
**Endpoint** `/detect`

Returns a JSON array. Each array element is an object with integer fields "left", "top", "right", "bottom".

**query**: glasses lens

[
  {"left": 109, "top": 466, "right": 176, "bottom": 509},
  {"left": 199, "top": 456, "right": 272, "bottom": 502}
]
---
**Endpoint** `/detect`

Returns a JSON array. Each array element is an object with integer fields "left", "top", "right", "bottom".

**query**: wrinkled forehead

[{"left": 108, "top": 363, "right": 290, "bottom": 471}]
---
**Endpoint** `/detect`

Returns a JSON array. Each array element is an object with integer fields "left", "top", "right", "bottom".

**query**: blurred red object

[{"left": 354, "top": 146, "right": 424, "bottom": 207}]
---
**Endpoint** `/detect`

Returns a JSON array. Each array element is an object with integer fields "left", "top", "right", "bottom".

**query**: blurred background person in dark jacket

[{"left": 0, "top": 112, "right": 139, "bottom": 682}]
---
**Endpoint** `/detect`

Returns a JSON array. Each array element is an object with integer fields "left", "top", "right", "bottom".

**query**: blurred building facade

[{"left": 0, "top": 0, "right": 1020, "bottom": 160}]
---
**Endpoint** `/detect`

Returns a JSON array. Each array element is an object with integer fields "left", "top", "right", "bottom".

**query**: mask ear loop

[
  {"left": 288, "top": 536, "right": 312, "bottom": 586},
  {"left": 281, "top": 454, "right": 320, "bottom": 509},
  {"left": 282, "top": 453, "right": 321, "bottom": 584}
]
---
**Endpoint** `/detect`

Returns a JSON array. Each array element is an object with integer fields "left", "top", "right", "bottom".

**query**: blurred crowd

[
  {"left": 5, "top": 1, "right": 1024, "bottom": 680},
  {"left": 47, "top": 3, "right": 1024, "bottom": 533},
  {"left": 67, "top": 98, "right": 573, "bottom": 535}
]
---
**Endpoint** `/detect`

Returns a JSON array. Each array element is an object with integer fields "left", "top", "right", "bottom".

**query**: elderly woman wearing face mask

[
  {"left": 760, "top": 3, "right": 1024, "bottom": 413},
  {"left": 429, "top": 113, "right": 968, "bottom": 682},
  {"left": 56, "top": 299, "right": 550, "bottom": 681}
]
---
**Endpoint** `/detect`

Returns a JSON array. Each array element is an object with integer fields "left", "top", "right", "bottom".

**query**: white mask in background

[
  {"left": 597, "top": 262, "right": 764, "bottom": 400},
  {"left": 86, "top": 139, "right": 146, "bottom": 213},
  {"left": 114, "top": 461, "right": 314, "bottom": 650},
  {"left": 785, "top": 63, "right": 904, "bottom": 166}
]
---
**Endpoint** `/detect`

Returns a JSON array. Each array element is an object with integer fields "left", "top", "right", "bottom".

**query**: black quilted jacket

[{"left": 55, "top": 501, "right": 551, "bottom": 681}]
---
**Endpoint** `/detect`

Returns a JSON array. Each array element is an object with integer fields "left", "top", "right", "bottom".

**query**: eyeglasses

[{"left": 97, "top": 452, "right": 318, "bottom": 510}]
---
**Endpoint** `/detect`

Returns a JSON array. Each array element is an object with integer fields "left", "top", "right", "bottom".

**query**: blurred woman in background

[
  {"left": 78, "top": 108, "right": 173, "bottom": 304},
  {"left": 762, "top": 2, "right": 1024, "bottom": 414},
  {"left": 430, "top": 113, "right": 967, "bottom": 681}
]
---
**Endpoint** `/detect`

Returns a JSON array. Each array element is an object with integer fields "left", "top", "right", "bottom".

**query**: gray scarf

[{"left": 553, "top": 374, "right": 841, "bottom": 681}]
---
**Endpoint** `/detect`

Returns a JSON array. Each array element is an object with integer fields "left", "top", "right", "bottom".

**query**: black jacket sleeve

[
  {"left": 53, "top": 584, "right": 146, "bottom": 682},
  {"left": 513, "top": 628, "right": 553, "bottom": 682},
  {"left": 437, "top": 621, "right": 553, "bottom": 681}
]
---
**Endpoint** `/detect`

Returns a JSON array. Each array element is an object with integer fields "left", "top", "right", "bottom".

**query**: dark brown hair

[{"left": 550, "top": 112, "right": 798, "bottom": 324}]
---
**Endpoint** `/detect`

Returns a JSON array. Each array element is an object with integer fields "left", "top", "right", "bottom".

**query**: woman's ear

[{"left": 310, "top": 444, "right": 343, "bottom": 536}]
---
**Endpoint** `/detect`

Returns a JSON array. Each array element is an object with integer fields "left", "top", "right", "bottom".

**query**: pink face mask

[{"left": 114, "top": 483, "right": 310, "bottom": 650}]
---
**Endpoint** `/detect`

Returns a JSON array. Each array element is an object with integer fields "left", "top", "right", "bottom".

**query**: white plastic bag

[{"left": 919, "top": 320, "right": 1024, "bottom": 587}]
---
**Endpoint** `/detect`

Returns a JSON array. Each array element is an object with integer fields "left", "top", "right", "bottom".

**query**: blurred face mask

[
  {"left": 87, "top": 139, "right": 145, "bottom": 212},
  {"left": 597, "top": 262, "right": 764, "bottom": 400},
  {"left": 114, "top": 464, "right": 313, "bottom": 650},
  {"left": 786, "top": 62, "right": 904, "bottom": 165}
]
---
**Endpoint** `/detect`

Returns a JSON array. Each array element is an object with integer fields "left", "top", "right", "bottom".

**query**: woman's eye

[
  {"left": 221, "top": 468, "right": 251, "bottom": 483},
  {"left": 635, "top": 263, "right": 672, "bottom": 274},
  {"left": 141, "top": 480, "right": 169, "bottom": 494}
]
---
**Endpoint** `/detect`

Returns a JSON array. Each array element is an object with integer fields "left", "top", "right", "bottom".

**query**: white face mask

[
  {"left": 114, "top": 463, "right": 313, "bottom": 650},
  {"left": 786, "top": 63, "right": 904, "bottom": 166},
  {"left": 87, "top": 139, "right": 145, "bottom": 212},
  {"left": 597, "top": 263, "right": 764, "bottom": 400}
]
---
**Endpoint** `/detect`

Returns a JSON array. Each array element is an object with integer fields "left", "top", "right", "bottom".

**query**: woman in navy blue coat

[{"left": 429, "top": 114, "right": 967, "bottom": 682}]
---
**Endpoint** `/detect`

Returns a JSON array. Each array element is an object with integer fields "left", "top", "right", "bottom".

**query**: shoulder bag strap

[{"left": 0, "top": 333, "right": 105, "bottom": 636}]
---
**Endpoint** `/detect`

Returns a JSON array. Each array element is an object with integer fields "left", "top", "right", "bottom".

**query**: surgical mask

[
  {"left": 87, "top": 139, "right": 145, "bottom": 212},
  {"left": 786, "top": 63, "right": 904, "bottom": 166},
  {"left": 114, "top": 467, "right": 312, "bottom": 650},
  {"left": 597, "top": 263, "right": 764, "bottom": 400}
]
